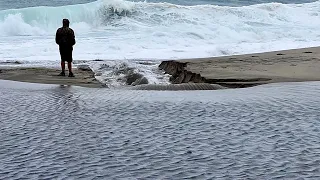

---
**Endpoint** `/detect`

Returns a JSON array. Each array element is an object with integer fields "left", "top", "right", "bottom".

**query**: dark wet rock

[
  {"left": 132, "top": 77, "right": 149, "bottom": 86},
  {"left": 125, "top": 71, "right": 144, "bottom": 85},
  {"left": 117, "top": 63, "right": 149, "bottom": 86},
  {"left": 140, "top": 77, "right": 149, "bottom": 84},
  {"left": 14, "top": 61, "right": 22, "bottom": 64}
]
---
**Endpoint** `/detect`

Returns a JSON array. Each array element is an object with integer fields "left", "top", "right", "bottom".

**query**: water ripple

[{"left": 1, "top": 80, "right": 320, "bottom": 179}]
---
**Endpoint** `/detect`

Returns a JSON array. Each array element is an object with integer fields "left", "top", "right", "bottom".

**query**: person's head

[{"left": 62, "top": 19, "right": 70, "bottom": 27}]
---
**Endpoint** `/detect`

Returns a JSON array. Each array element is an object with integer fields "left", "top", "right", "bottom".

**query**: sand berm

[{"left": 1, "top": 47, "right": 320, "bottom": 89}]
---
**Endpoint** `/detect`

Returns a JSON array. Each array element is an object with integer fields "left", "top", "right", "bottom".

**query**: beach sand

[
  {"left": 1, "top": 47, "right": 320, "bottom": 88},
  {"left": 176, "top": 46, "right": 320, "bottom": 86},
  {"left": 0, "top": 67, "right": 105, "bottom": 88}
]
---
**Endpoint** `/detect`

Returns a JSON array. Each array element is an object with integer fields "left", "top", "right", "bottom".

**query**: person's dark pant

[
  {"left": 59, "top": 46, "right": 73, "bottom": 62},
  {"left": 59, "top": 46, "right": 73, "bottom": 74}
]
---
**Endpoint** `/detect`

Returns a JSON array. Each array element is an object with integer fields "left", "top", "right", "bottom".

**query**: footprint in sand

[
  {"left": 276, "top": 53, "right": 285, "bottom": 55},
  {"left": 303, "top": 51, "right": 313, "bottom": 54}
]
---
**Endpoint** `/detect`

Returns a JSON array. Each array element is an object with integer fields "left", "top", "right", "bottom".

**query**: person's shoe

[
  {"left": 58, "top": 71, "right": 65, "bottom": 76},
  {"left": 68, "top": 72, "right": 75, "bottom": 77}
]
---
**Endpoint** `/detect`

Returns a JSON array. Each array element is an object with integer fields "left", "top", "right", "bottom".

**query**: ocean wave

[
  {"left": 0, "top": 0, "right": 319, "bottom": 35},
  {"left": 0, "top": 0, "right": 135, "bottom": 35}
]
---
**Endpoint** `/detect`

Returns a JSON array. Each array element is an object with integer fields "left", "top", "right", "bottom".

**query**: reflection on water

[{"left": 0, "top": 80, "right": 320, "bottom": 179}]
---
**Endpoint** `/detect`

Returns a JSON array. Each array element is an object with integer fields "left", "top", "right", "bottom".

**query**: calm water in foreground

[{"left": 0, "top": 80, "right": 320, "bottom": 179}]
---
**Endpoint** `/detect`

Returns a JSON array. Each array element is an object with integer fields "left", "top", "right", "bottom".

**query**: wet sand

[
  {"left": 177, "top": 46, "right": 320, "bottom": 85},
  {"left": 0, "top": 67, "right": 105, "bottom": 88}
]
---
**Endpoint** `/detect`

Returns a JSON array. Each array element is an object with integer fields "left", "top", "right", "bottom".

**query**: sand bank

[
  {"left": 0, "top": 67, "right": 105, "bottom": 88},
  {"left": 160, "top": 47, "right": 320, "bottom": 88},
  {"left": 1, "top": 47, "right": 320, "bottom": 89}
]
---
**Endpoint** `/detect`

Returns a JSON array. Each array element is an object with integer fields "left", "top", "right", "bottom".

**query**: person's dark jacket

[{"left": 55, "top": 27, "right": 76, "bottom": 48}]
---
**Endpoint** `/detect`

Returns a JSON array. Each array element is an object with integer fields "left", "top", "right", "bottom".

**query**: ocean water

[
  {"left": 1, "top": 80, "right": 320, "bottom": 179},
  {"left": 1, "top": 0, "right": 320, "bottom": 85}
]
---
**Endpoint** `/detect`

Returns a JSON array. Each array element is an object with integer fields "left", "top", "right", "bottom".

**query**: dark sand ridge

[{"left": 1, "top": 46, "right": 320, "bottom": 89}]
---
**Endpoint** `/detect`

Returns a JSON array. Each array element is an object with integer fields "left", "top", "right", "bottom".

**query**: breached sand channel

[
  {"left": 160, "top": 47, "right": 320, "bottom": 88},
  {"left": 1, "top": 46, "right": 320, "bottom": 89}
]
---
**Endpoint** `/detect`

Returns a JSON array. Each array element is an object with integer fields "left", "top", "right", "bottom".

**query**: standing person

[{"left": 55, "top": 19, "right": 76, "bottom": 77}]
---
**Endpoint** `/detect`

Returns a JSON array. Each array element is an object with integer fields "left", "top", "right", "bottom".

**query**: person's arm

[
  {"left": 55, "top": 29, "right": 60, "bottom": 45},
  {"left": 70, "top": 29, "right": 76, "bottom": 46}
]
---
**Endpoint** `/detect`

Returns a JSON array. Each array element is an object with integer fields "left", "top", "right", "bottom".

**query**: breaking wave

[
  {"left": 0, "top": 0, "right": 136, "bottom": 35},
  {"left": 0, "top": 0, "right": 320, "bottom": 36}
]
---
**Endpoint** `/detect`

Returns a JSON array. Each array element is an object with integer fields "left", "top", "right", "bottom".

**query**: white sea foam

[{"left": 0, "top": 0, "right": 320, "bottom": 85}]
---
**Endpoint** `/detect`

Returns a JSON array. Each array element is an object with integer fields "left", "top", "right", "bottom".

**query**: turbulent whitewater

[{"left": 0, "top": 0, "right": 320, "bottom": 85}]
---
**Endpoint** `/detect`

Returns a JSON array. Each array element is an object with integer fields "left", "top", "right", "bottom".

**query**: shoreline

[{"left": 1, "top": 46, "right": 320, "bottom": 89}]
